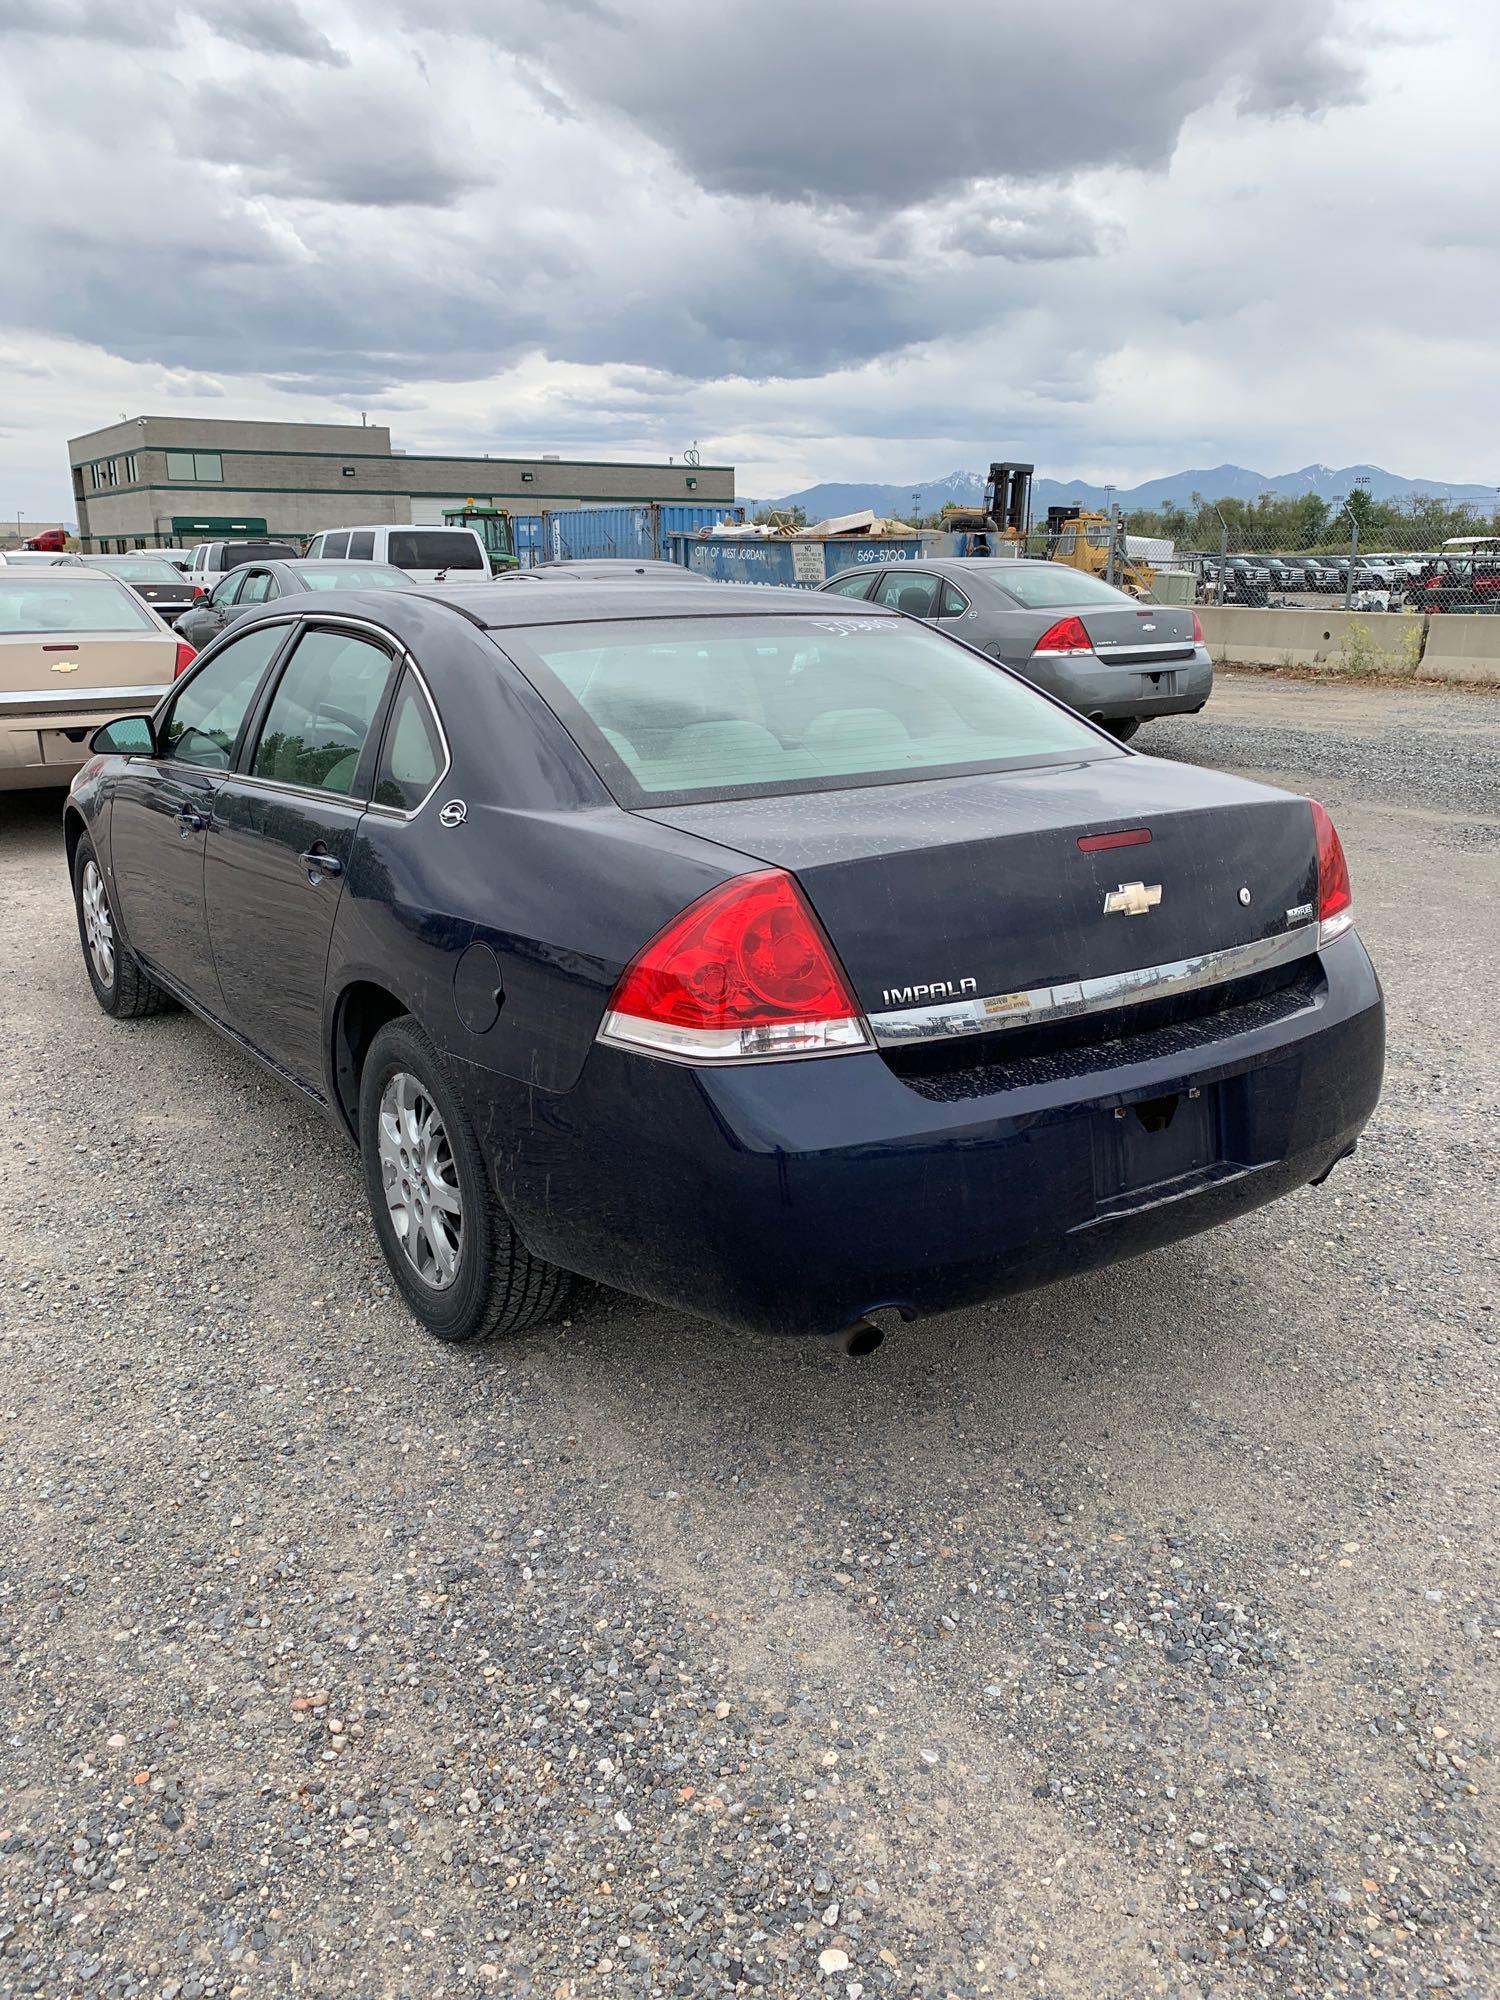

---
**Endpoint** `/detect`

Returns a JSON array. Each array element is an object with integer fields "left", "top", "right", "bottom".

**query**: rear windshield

[
  {"left": 500, "top": 613, "right": 1117, "bottom": 806},
  {"left": 223, "top": 541, "right": 299, "bottom": 564},
  {"left": 388, "top": 531, "right": 485, "bottom": 571},
  {"left": 296, "top": 564, "right": 411, "bottom": 591},
  {"left": 0, "top": 581, "right": 155, "bottom": 634},
  {"left": 989, "top": 565, "right": 1139, "bottom": 609},
  {"left": 88, "top": 558, "right": 188, "bottom": 583}
]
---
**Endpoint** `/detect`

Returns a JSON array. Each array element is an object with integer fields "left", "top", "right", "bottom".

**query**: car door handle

[
  {"left": 300, "top": 847, "right": 344, "bottom": 882},
  {"left": 177, "top": 805, "right": 205, "bottom": 836}
]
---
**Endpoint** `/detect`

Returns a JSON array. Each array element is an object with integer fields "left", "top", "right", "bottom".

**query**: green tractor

[{"left": 443, "top": 503, "right": 519, "bottom": 574}]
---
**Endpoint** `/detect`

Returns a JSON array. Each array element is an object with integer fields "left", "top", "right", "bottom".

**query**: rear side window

[
  {"left": 873, "top": 571, "right": 939, "bottom": 617},
  {"left": 388, "top": 530, "right": 484, "bottom": 572},
  {"left": 501, "top": 613, "right": 1118, "bottom": 807},
  {"left": 373, "top": 671, "right": 444, "bottom": 811},
  {"left": 822, "top": 571, "right": 876, "bottom": 600},
  {"left": 347, "top": 530, "right": 375, "bottom": 560},
  {"left": 251, "top": 628, "right": 395, "bottom": 796},
  {"left": 164, "top": 625, "right": 285, "bottom": 769}
]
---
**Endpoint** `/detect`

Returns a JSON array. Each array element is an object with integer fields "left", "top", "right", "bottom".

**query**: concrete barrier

[
  {"left": 1416, "top": 613, "right": 1500, "bottom": 685},
  {"left": 1196, "top": 606, "right": 1426, "bottom": 675}
]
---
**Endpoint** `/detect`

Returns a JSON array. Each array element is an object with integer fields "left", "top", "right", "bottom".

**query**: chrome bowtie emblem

[
  {"left": 1104, "top": 881, "right": 1163, "bottom": 916},
  {"left": 438, "top": 799, "right": 467, "bottom": 828},
  {"left": 50, "top": 660, "right": 80, "bottom": 674}
]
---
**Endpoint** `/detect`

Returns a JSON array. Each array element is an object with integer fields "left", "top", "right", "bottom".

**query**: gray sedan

[
  {"left": 819, "top": 557, "right": 1212, "bottom": 740},
  {"left": 174, "top": 558, "right": 412, "bottom": 651}
]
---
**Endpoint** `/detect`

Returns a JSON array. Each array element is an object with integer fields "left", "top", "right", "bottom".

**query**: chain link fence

[{"left": 1013, "top": 492, "right": 1500, "bottom": 613}]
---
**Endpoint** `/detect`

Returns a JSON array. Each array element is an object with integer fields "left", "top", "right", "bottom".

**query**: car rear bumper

[
  {"left": 470, "top": 929, "right": 1384, "bottom": 1338},
  {"left": 1021, "top": 649, "right": 1214, "bottom": 720}
]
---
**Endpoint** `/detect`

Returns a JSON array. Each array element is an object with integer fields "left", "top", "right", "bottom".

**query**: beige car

[{"left": 0, "top": 569, "right": 191, "bottom": 791}]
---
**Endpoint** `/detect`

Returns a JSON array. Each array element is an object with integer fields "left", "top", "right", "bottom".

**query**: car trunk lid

[
  {"left": 0, "top": 628, "right": 178, "bottom": 704},
  {"left": 641, "top": 757, "right": 1319, "bottom": 1023},
  {"left": 1074, "top": 602, "right": 1197, "bottom": 665}
]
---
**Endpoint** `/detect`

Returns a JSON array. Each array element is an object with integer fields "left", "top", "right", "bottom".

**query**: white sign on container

[{"left": 791, "top": 542, "right": 827, "bottom": 585}]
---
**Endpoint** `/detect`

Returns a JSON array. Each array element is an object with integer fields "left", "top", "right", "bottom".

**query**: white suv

[
  {"left": 186, "top": 538, "right": 300, "bottom": 592},
  {"left": 305, "top": 524, "right": 490, "bottom": 582}
]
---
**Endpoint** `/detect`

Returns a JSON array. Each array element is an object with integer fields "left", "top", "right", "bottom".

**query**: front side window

[
  {"left": 501, "top": 613, "right": 1120, "bottom": 807},
  {"left": 388, "top": 530, "right": 484, "bottom": 572},
  {"left": 873, "top": 570, "right": 939, "bottom": 617},
  {"left": 373, "top": 671, "right": 444, "bottom": 811},
  {"left": 163, "top": 625, "right": 286, "bottom": 769},
  {"left": 210, "top": 572, "right": 244, "bottom": 607},
  {"left": 251, "top": 628, "right": 395, "bottom": 796}
]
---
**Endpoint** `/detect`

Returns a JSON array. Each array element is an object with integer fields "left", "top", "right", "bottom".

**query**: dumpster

[{"left": 665, "top": 535, "right": 926, "bottom": 586}]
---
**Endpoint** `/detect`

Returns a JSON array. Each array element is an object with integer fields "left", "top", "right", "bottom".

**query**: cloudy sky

[{"left": 1, "top": 0, "right": 1496, "bottom": 522}]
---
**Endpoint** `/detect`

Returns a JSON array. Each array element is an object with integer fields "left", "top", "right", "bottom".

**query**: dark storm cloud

[
  {"left": 180, "top": 78, "right": 483, "bottom": 206},
  {"left": 196, "top": 0, "right": 348, "bottom": 68},
  {"left": 483, "top": 0, "right": 1365, "bottom": 209}
]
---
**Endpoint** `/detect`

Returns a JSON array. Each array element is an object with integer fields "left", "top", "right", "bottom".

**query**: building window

[
  {"left": 520, "top": 470, "right": 535, "bottom": 483},
  {"left": 123, "top": 454, "right": 137, "bottom": 483},
  {"left": 165, "top": 451, "right": 224, "bottom": 481}
]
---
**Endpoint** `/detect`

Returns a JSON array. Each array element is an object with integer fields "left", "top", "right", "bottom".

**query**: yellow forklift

[
  {"left": 1043, "top": 506, "right": 1156, "bottom": 596},
  {"left": 937, "top": 462, "right": 1035, "bottom": 554}
]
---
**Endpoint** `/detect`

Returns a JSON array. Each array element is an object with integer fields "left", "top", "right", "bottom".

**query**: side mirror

[{"left": 89, "top": 714, "right": 156, "bottom": 757}]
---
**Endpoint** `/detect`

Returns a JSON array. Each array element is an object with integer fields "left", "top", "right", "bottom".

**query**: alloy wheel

[
  {"left": 81, "top": 859, "right": 116, "bottom": 988},
  {"left": 377, "top": 1071, "right": 464, "bottom": 1289}
]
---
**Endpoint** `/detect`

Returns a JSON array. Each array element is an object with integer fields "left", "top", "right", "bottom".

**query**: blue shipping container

[
  {"left": 513, "top": 504, "right": 743, "bottom": 566},
  {"left": 665, "top": 535, "right": 925, "bottom": 587}
]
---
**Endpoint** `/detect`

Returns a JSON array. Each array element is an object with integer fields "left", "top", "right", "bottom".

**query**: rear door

[
  {"left": 205, "top": 620, "right": 400, "bottom": 1086},
  {"left": 108, "top": 623, "right": 290, "bottom": 1005}
]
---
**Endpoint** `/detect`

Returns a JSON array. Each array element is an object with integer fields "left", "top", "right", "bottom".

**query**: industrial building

[{"left": 66, "top": 416, "right": 736, "bottom": 552}]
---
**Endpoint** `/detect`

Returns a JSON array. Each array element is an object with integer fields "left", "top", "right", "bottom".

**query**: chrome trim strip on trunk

[
  {"left": 1092, "top": 642, "right": 1197, "bottom": 658},
  {"left": 0, "top": 683, "right": 172, "bottom": 710},
  {"left": 868, "top": 923, "right": 1320, "bottom": 1048}
]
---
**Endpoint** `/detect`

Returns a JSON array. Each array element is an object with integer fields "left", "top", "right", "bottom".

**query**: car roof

[
  {"left": 412, "top": 579, "right": 895, "bottom": 630},
  {"left": 1, "top": 565, "right": 129, "bottom": 582}
]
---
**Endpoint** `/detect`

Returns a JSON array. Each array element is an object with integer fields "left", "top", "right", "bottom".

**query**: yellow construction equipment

[{"left": 1044, "top": 508, "right": 1155, "bottom": 596}]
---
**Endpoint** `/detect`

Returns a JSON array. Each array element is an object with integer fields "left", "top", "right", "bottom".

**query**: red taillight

[
  {"left": 173, "top": 640, "right": 197, "bottom": 678},
  {"left": 1191, "top": 610, "right": 1205, "bottom": 644},
  {"left": 1031, "top": 615, "right": 1092, "bottom": 657},
  {"left": 1310, "top": 799, "right": 1353, "bottom": 944},
  {"left": 600, "top": 869, "right": 868, "bottom": 1062},
  {"left": 192, "top": 584, "right": 206, "bottom": 598}
]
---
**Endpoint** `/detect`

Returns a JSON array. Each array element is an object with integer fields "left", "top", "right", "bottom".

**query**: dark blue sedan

[{"left": 63, "top": 582, "right": 1384, "bottom": 1350}]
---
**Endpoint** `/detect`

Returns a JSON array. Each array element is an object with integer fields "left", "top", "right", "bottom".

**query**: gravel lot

[{"left": 1, "top": 673, "right": 1495, "bottom": 2000}]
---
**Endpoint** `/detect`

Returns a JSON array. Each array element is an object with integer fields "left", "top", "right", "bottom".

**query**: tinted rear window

[
  {"left": 224, "top": 541, "right": 299, "bottom": 564},
  {"left": 988, "top": 565, "right": 1139, "bottom": 609},
  {"left": 500, "top": 614, "right": 1116, "bottom": 806},
  {"left": 388, "top": 531, "right": 484, "bottom": 571},
  {"left": 0, "top": 582, "right": 155, "bottom": 633},
  {"left": 296, "top": 564, "right": 411, "bottom": 591}
]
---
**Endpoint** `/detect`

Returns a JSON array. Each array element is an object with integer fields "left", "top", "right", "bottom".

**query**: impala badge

[
  {"left": 51, "top": 660, "right": 80, "bottom": 673},
  {"left": 1104, "top": 881, "right": 1162, "bottom": 917},
  {"left": 438, "top": 799, "right": 467, "bottom": 828}
]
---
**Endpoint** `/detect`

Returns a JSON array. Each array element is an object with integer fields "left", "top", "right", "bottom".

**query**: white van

[{"left": 306, "top": 524, "right": 490, "bottom": 582}]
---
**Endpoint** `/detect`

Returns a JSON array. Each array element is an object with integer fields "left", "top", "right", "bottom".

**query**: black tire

[
  {"left": 71, "top": 833, "right": 173, "bottom": 1019},
  {"left": 358, "top": 1015, "right": 573, "bottom": 1343},
  {"left": 1102, "top": 716, "right": 1142, "bottom": 742}
]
